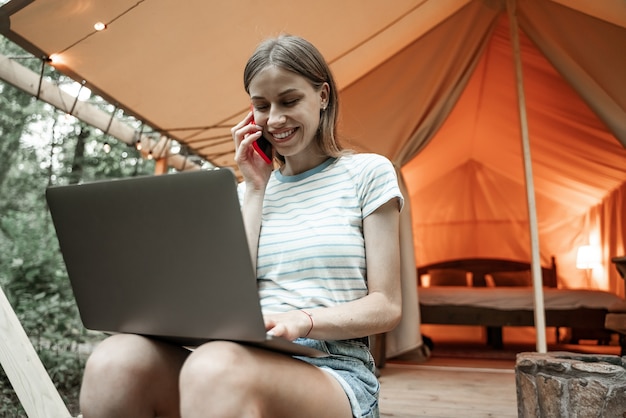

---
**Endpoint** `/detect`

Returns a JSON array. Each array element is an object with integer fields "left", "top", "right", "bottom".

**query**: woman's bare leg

[
  {"left": 80, "top": 334, "right": 188, "bottom": 418},
  {"left": 179, "top": 341, "right": 352, "bottom": 418}
]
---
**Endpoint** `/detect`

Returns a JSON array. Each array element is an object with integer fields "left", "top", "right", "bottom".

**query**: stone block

[{"left": 516, "top": 352, "right": 626, "bottom": 417}]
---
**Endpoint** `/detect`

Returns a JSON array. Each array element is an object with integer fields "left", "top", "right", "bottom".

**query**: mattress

[{"left": 418, "top": 287, "right": 623, "bottom": 311}]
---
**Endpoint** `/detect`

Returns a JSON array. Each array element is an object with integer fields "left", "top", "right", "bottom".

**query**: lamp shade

[{"left": 576, "top": 245, "right": 601, "bottom": 269}]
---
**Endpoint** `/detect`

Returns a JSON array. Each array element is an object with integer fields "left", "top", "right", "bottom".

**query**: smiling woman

[
  {"left": 245, "top": 35, "right": 344, "bottom": 171},
  {"left": 248, "top": 66, "right": 330, "bottom": 171},
  {"left": 79, "top": 34, "right": 404, "bottom": 418}
]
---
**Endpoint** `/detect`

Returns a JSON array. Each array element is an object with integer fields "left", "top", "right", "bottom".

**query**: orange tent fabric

[
  {"left": 406, "top": 13, "right": 626, "bottom": 293},
  {"left": 339, "top": 1, "right": 626, "bottom": 296},
  {"left": 404, "top": 8, "right": 626, "bottom": 295}
]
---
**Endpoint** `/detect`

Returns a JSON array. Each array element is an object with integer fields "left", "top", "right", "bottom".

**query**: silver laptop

[{"left": 46, "top": 169, "right": 327, "bottom": 358}]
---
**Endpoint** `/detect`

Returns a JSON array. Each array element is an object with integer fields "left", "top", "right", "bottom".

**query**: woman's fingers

[{"left": 231, "top": 111, "right": 256, "bottom": 146}]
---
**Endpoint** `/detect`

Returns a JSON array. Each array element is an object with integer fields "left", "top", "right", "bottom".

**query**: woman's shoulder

[
  {"left": 336, "top": 153, "right": 395, "bottom": 174},
  {"left": 338, "top": 152, "right": 393, "bottom": 166}
]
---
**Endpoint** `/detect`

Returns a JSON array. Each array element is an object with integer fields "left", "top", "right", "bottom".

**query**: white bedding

[{"left": 418, "top": 287, "right": 623, "bottom": 311}]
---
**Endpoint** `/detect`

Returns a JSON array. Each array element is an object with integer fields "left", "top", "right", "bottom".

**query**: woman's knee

[
  {"left": 84, "top": 334, "right": 185, "bottom": 384},
  {"left": 81, "top": 335, "right": 187, "bottom": 416},
  {"left": 180, "top": 342, "right": 267, "bottom": 416},
  {"left": 180, "top": 341, "right": 265, "bottom": 391},
  {"left": 86, "top": 335, "right": 146, "bottom": 377}
]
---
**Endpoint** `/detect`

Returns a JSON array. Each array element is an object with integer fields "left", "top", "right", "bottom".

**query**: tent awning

[{"left": 2, "top": 0, "right": 625, "bottom": 169}]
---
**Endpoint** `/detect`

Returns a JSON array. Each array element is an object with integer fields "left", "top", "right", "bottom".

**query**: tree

[
  {"left": 0, "top": 35, "right": 156, "bottom": 415},
  {"left": 0, "top": 73, "right": 42, "bottom": 189}
]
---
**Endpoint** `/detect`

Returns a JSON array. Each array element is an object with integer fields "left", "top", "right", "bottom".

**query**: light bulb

[{"left": 48, "top": 54, "right": 62, "bottom": 65}]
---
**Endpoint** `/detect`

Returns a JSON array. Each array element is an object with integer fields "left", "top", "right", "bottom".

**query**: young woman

[{"left": 79, "top": 35, "right": 402, "bottom": 418}]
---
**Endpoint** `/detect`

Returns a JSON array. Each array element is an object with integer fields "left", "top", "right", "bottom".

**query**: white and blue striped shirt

[{"left": 240, "top": 153, "right": 403, "bottom": 314}]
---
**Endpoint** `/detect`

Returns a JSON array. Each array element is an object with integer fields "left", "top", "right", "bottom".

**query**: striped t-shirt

[{"left": 240, "top": 153, "right": 403, "bottom": 314}]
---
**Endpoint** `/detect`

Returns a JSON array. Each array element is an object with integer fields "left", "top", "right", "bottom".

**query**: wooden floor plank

[
  {"left": 377, "top": 338, "right": 622, "bottom": 417},
  {"left": 378, "top": 364, "right": 517, "bottom": 418}
]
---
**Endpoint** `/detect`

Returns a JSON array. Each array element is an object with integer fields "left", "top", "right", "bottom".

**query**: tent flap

[{"left": 518, "top": 0, "right": 626, "bottom": 147}]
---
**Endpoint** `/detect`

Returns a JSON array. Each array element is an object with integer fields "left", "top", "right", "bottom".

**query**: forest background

[{"left": 0, "top": 35, "right": 161, "bottom": 416}]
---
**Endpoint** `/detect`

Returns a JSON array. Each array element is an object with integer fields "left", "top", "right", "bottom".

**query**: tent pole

[
  {"left": 0, "top": 51, "right": 200, "bottom": 172},
  {"left": 506, "top": 0, "right": 547, "bottom": 353}
]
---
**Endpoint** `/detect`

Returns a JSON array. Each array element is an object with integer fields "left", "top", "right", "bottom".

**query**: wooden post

[
  {"left": 0, "top": 52, "right": 199, "bottom": 172},
  {"left": 507, "top": 0, "right": 547, "bottom": 353},
  {"left": 0, "top": 286, "right": 72, "bottom": 417},
  {"left": 154, "top": 157, "right": 168, "bottom": 174}
]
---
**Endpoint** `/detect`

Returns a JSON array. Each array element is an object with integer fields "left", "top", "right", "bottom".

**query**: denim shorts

[{"left": 295, "top": 338, "right": 379, "bottom": 418}]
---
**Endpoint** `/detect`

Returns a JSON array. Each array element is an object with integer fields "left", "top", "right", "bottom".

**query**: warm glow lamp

[{"left": 576, "top": 245, "right": 601, "bottom": 269}]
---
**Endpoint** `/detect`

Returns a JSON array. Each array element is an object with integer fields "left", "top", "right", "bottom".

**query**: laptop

[{"left": 45, "top": 169, "right": 327, "bottom": 358}]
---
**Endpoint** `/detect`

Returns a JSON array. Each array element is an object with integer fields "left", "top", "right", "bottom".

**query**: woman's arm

[
  {"left": 231, "top": 111, "right": 274, "bottom": 270},
  {"left": 265, "top": 198, "right": 402, "bottom": 341},
  {"left": 240, "top": 186, "right": 265, "bottom": 271}
]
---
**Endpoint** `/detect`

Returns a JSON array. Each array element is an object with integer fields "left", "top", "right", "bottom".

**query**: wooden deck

[
  {"left": 378, "top": 339, "right": 623, "bottom": 418},
  {"left": 379, "top": 362, "right": 517, "bottom": 417}
]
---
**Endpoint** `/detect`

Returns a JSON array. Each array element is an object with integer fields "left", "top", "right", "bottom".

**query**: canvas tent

[
  {"left": 338, "top": 0, "right": 626, "bottom": 296},
  {"left": 1, "top": 0, "right": 626, "bottom": 342}
]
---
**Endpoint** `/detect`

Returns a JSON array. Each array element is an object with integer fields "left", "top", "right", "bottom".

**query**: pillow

[
  {"left": 488, "top": 270, "right": 531, "bottom": 287},
  {"left": 426, "top": 269, "right": 470, "bottom": 286}
]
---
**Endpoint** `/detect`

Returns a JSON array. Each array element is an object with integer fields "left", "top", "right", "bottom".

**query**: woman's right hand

[
  {"left": 231, "top": 111, "right": 273, "bottom": 189},
  {"left": 264, "top": 310, "right": 315, "bottom": 341}
]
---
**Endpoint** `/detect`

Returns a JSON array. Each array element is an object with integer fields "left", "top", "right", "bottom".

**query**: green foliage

[
  {"left": 0, "top": 36, "right": 156, "bottom": 415},
  {"left": 0, "top": 122, "right": 86, "bottom": 416}
]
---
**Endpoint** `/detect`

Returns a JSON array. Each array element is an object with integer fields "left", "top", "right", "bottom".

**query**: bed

[{"left": 416, "top": 257, "right": 625, "bottom": 352}]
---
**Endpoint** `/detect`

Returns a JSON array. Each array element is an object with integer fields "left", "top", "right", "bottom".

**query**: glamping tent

[
  {"left": 1, "top": 0, "right": 625, "bottom": 346},
  {"left": 338, "top": 1, "right": 626, "bottom": 298}
]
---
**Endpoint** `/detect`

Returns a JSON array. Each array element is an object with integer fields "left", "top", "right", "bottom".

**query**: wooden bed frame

[
  {"left": 416, "top": 257, "right": 624, "bottom": 351},
  {"left": 418, "top": 257, "right": 558, "bottom": 288}
]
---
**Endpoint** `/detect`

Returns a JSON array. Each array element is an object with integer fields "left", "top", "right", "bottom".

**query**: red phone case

[{"left": 250, "top": 107, "right": 272, "bottom": 164}]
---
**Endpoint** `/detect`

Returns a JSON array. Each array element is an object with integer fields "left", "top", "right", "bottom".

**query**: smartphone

[{"left": 249, "top": 108, "right": 272, "bottom": 164}]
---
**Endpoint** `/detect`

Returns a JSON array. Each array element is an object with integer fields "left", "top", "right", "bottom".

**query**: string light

[
  {"left": 103, "top": 142, "right": 111, "bottom": 153},
  {"left": 52, "top": 1, "right": 145, "bottom": 56},
  {"left": 94, "top": 22, "right": 107, "bottom": 31},
  {"left": 48, "top": 54, "right": 62, "bottom": 65}
]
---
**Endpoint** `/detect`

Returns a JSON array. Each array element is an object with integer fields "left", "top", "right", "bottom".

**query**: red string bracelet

[{"left": 301, "top": 310, "right": 314, "bottom": 337}]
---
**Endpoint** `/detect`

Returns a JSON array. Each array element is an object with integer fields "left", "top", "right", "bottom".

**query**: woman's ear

[{"left": 320, "top": 83, "right": 330, "bottom": 110}]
